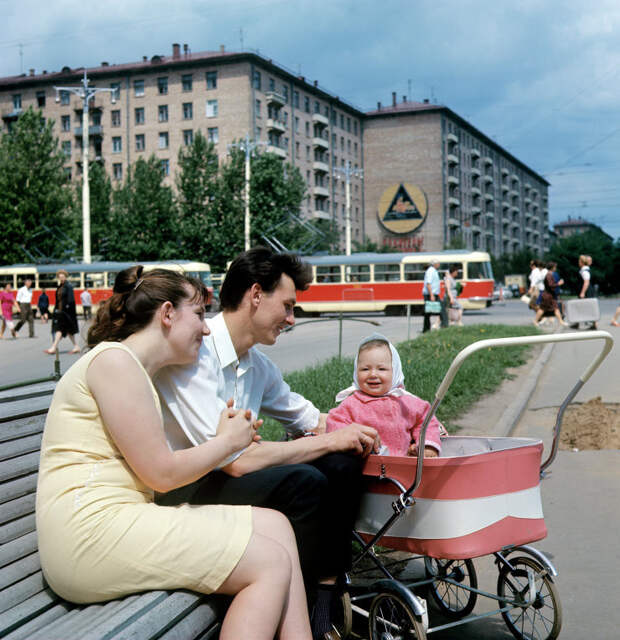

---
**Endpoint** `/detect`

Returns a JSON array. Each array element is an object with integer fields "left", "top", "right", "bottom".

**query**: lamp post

[
  {"left": 333, "top": 160, "right": 364, "bottom": 256},
  {"left": 227, "top": 133, "right": 266, "bottom": 251},
  {"left": 54, "top": 70, "right": 117, "bottom": 264}
]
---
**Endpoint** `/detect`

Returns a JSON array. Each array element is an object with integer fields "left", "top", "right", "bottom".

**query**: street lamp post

[
  {"left": 333, "top": 160, "right": 364, "bottom": 256},
  {"left": 54, "top": 70, "right": 117, "bottom": 264},
  {"left": 227, "top": 133, "right": 266, "bottom": 251}
]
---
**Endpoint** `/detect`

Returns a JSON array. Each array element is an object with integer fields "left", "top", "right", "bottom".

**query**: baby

[{"left": 327, "top": 333, "right": 445, "bottom": 457}]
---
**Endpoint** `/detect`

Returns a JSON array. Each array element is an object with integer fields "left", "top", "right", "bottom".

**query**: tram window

[
  {"left": 404, "top": 264, "right": 426, "bottom": 281},
  {"left": 316, "top": 265, "right": 342, "bottom": 283},
  {"left": 373, "top": 264, "right": 401, "bottom": 281},
  {"left": 346, "top": 265, "right": 370, "bottom": 282},
  {"left": 39, "top": 273, "right": 58, "bottom": 290},
  {"left": 85, "top": 273, "right": 105, "bottom": 288},
  {"left": 467, "top": 261, "right": 492, "bottom": 279},
  {"left": 0, "top": 274, "right": 15, "bottom": 288}
]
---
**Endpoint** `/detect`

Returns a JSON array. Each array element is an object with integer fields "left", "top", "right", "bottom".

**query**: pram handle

[{"left": 408, "top": 330, "right": 614, "bottom": 500}]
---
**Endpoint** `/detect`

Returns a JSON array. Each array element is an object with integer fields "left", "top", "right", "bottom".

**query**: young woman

[
  {"left": 36, "top": 265, "right": 311, "bottom": 640},
  {"left": 45, "top": 269, "right": 80, "bottom": 354}
]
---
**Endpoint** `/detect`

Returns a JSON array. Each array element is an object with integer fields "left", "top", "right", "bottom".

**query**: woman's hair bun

[{"left": 113, "top": 265, "right": 144, "bottom": 295}]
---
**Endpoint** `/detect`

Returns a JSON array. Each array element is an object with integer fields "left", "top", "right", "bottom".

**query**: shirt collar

[{"left": 207, "top": 312, "right": 252, "bottom": 373}]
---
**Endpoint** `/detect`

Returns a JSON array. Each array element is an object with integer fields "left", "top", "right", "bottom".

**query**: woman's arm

[{"left": 87, "top": 349, "right": 257, "bottom": 492}]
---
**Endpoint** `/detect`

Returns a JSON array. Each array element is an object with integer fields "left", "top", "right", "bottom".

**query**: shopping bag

[
  {"left": 520, "top": 294, "right": 531, "bottom": 305},
  {"left": 424, "top": 300, "right": 441, "bottom": 314}
]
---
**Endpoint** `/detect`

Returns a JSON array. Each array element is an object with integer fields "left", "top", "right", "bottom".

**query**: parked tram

[
  {"left": 0, "top": 261, "right": 215, "bottom": 312},
  {"left": 295, "top": 250, "right": 494, "bottom": 316}
]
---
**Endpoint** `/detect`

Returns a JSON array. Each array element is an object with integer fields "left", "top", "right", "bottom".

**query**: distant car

[{"left": 492, "top": 283, "right": 513, "bottom": 301}]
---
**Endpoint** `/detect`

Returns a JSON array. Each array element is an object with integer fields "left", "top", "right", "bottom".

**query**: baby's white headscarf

[{"left": 335, "top": 333, "right": 413, "bottom": 403}]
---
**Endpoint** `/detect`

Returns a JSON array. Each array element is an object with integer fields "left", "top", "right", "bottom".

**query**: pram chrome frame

[{"left": 342, "top": 330, "right": 613, "bottom": 640}]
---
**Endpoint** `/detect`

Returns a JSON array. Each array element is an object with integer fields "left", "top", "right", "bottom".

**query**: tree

[
  {"left": 0, "top": 107, "right": 74, "bottom": 264},
  {"left": 353, "top": 236, "right": 400, "bottom": 254},
  {"left": 107, "top": 156, "right": 178, "bottom": 260},
  {"left": 175, "top": 131, "right": 219, "bottom": 261}
]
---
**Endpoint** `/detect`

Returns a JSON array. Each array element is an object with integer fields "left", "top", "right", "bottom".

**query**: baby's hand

[{"left": 407, "top": 443, "right": 439, "bottom": 458}]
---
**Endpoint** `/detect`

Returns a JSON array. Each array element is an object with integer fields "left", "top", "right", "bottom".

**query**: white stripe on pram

[{"left": 355, "top": 485, "right": 544, "bottom": 540}]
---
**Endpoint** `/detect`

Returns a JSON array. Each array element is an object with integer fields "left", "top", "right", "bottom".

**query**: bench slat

[
  {"left": 0, "top": 382, "right": 55, "bottom": 401},
  {"left": 0, "top": 587, "right": 62, "bottom": 637},
  {"left": 0, "top": 474, "right": 38, "bottom": 506},
  {"left": 0, "top": 435, "right": 42, "bottom": 462},
  {"left": 0, "top": 452, "right": 40, "bottom": 483},
  {"left": 0, "top": 552, "right": 41, "bottom": 591},
  {"left": 0, "top": 571, "right": 46, "bottom": 614},
  {"left": 0, "top": 494, "right": 36, "bottom": 528},
  {"left": 0, "top": 531, "right": 38, "bottom": 568},
  {"left": 2, "top": 602, "right": 73, "bottom": 640},
  {"left": 0, "top": 397, "right": 52, "bottom": 422},
  {"left": 0, "top": 513, "right": 36, "bottom": 545},
  {"left": 0, "top": 416, "right": 45, "bottom": 442}
]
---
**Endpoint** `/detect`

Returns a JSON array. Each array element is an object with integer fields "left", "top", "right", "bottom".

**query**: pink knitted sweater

[{"left": 326, "top": 390, "right": 443, "bottom": 456}]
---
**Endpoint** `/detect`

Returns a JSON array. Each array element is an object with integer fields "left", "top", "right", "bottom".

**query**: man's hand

[
  {"left": 327, "top": 422, "right": 381, "bottom": 457},
  {"left": 216, "top": 398, "right": 262, "bottom": 452},
  {"left": 407, "top": 443, "right": 439, "bottom": 458}
]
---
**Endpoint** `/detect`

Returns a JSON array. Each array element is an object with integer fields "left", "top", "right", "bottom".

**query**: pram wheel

[
  {"left": 368, "top": 592, "right": 426, "bottom": 639},
  {"left": 331, "top": 590, "right": 352, "bottom": 639},
  {"left": 497, "top": 556, "right": 562, "bottom": 640},
  {"left": 424, "top": 557, "right": 478, "bottom": 619}
]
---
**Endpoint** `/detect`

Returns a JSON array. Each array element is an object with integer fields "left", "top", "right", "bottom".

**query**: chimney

[
  {"left": 183, "top": 43, "right": 189, "bottom": 56},
  {"left": 392, "top": 91, "right": 396, "bottom": 106},
  {"left": 29, "top": 68, "right": 35, "bottom": 76},
  {"left": 172, "top": 43, "right": 181, "bottom": 59},
  {"left": 220, "top": 44, "right": 226, "bottom": 53},
  {"left": 42, "top": 70, "right": 47, "bottom": 75},
  {"left": 377, "top": 101, "right": 381, "bottom": 110},
  {"left": 402, "top": 95, "right": 406, "bottom": 103},
  {"left": 314, "top": 80, "right": 318, "bottom": 87},
  {"left": 101, "top": 61, "right": 109, "bottom": 67},
  {"left": 143, "top": 56, "right": 147, "bottom": 62},
  {"left": 423, "top": 98, "right": 429, "bottom": 104}
]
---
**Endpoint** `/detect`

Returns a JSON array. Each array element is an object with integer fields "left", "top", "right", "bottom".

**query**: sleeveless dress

[{"left": 36, "top": 342, "right": 252, "bottom": 603}]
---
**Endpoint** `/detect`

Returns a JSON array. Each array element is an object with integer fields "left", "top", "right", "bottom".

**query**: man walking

[
  {"left": 14, "top": 278, "right": 35, "bottom": 338},
  {"left": 423, "top": 259, "right": 448, "bottom": 332},
  {"left": 155, "top": 247, "right": 379, "bottom": 640},
  {"left": 80, "top": 289, "right": 93, "bottom": 320}
]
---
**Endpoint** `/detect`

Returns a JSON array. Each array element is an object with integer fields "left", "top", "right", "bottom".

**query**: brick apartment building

[{"left": 0, "top": 43, "right": 549, "bottom": 256}]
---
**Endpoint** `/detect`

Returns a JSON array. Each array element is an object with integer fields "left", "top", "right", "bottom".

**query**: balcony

[
  {"left": 312, "top": 209, "right": 331, "bottom": 220},
  {"left": 312, "top": 112, "right": 329, "bottom": 127},
  {"left": 485, "top": 228, "right": 494, "bottom": 236},
  {"left": 266, "top": 144, "right": 287, "bottom": 158},
  {"left": 313, "top": 161, "right": 329, "bottom": 173},
  {"left": 501, "top": 183, "right": 509, "bottom": 193},
  {"left": 483, "top": 174, "right": 493, "bottom": 183},
  {"left": 312, "top": 136, "right": 329, "bottom": 150},
  {"left": 447, "top": 175, "right": 459, "bottom": 185},
  {"left": 485, "top": 209, "right": 495, "bottom": 217},
  {"left": 448, "top": 196, "right": 460, "bottom": 206},
  {"left": 471, "top": 206, "right": 481, "bottom": 214},
  {"left": 447, "top": 133, "right": 458, "bottom": 143},
  {"left": 471, "top": 186, "right": 481, "bottom": 196},
  {"left": 471, "top": 167, "right": 481, "bottom": 177},
  {"left": 74, "top": 125, "right": 103, "bottom": 136},
  {"left": 484, "top": 192, "right": 494, "bottom": 201},
  {"left": 471, "top": 148, "right": 481, "bottom": 158},
  {"left": 265, "top": 91, "right": 286, "bottom": 107},
  {"left": 266, "top": 117, "right": 286, "bottom": 133},
  {"left": 509, "top": 189, "right": 520, "bottom": 198},
  {"left": 483, "top": 156, "right": 493, "bottom": 165},
  {"left": 448, "top": 217, "right": 460, "bottom": 227},
  {"left": 501, "top": 167, "right": 509, "bottom": 176},
  {"left": 313, "top": 185, "right": 329, "bottom": 198},
  {"left": 2, "top": 108, "right": 22, "bottom": 121},
  {"left": 447, "top": 153, "right": 459, "bottom": 164}
]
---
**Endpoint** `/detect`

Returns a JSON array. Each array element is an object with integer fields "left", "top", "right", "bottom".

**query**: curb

[{"left": 498, "top": 341, "right": 556, "bottom": 437}]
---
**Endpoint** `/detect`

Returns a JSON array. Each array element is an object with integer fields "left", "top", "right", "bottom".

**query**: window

[
  {"left": 282, "top": 85, "right": 289, "bottom": 103},
  {"left": 354, "top": 121, "right": 358, "bottom": 135},
  {"left": 253, "top": 70, "right": 261, "bottom": 90},
  {"left": 206, "top": 70, "right": 217, "bottom": 89},
  {"left": 110, "top": 82, "right": 121, "bottom": 101},
  {"left": 182, "top": 74, "right": 193, "bottom": 91},
  {"left": 134, "top": 80, "right": 145, "bottom": 97},
  {"left": 346, "top": 264, "right": 370, "bottom": 283},
  {"left": 255, "top": 99, "right": 261, "bottom": 117},
  {"left": 306, "top": 145, "right": 310, "bottom": 161},
  {"left": 207, "top": 127, "right": 219, "bottom": 143},
  {"left": 61, "top": 140, "right": 71, "bottom": 156},
  {"left": 347, "top": 117, "right": 351, "bottom": 132},
  {"left": 269, "top": 77, "right": 275, "bottom": 91},
  {"left": 305, "top": 122, "right": 310, "bottom": 137},
  {"left": 158, "top": 105, "right": 169, "bottom": 122},
  {"left": 295, "top": 116, "right": 299, "bottom": 133},
  {"left": 60, "top": 90, "right": 70, "bottom": 105},
  {"left": 182, "top": 102, "right": 193, "bottom": 119},
  {"left": 113, "top": 163, "right": 123, "bottom": 180},
  {"left": 340, "top": 114, "right": 344, "bottom": 129},
  {"left": 112, "top": 136, "right": 122, "bottom": 153},
  {"left": 135, "top": 134, "right": 145, "bottom": 151},
  {"left": 91, "top": 111, "right": 102, "bottom": 126},
  {"left": 36, "top": 91, "right": 46, "bottom": 107},
  {"left": 314, "top": 100, "right": 320, "bottom": 114},
  {"left": 206, "top": 99, "right": 218, "bottom": 117},
  {"left": 293, "top": 90, "right": 300, "bottom": 108},
  {"left": 161, "top": 159, "right": 170, "bottom": 176},
  {"left": 61, "top": 115, "right": 71, "bottom": 132},
  {"left": 111, "top": 110, "right": 121, "bottom": 127},
  {"left": 157, "top": 77, "right": 168, "bottom": 95},
  {"left": 304, "top": 96, "right": 310, "bottom": 113},
  {"left": 183, "top": 129, "right": 194, "bottom": 145},
  {"left": 295, "top": 141, "right": 300, "bottom": 158},
  {"left": 256, "top": 126, "right": 261, "bottom": 139},
  {"left": 158, "top": 132, "right": 169, "bottom": 149},
  {"left": 135, "top": 107, "right": 145, "bottom": 125},
  {"left": 12, "top": 94, "right": 22, "bottom": 110}
]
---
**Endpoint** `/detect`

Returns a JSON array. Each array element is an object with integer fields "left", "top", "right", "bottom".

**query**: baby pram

[{"left": 336, "top": 330, "right": 613, "bottom": 640}]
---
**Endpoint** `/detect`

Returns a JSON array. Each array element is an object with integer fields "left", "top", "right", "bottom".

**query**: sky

[{"left": 2, "top": 0, "right": 620, "bottom": 241}]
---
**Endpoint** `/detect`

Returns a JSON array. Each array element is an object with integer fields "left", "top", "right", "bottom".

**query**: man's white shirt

[
  {"left": 154, "top": 312, "right": 320, "bottom": 465},
  {"left": 16, "top": 286, "right": 33, "bottom": 304},
  {"left": 423, "top": 266, "right": 440, "bottom": 295}
]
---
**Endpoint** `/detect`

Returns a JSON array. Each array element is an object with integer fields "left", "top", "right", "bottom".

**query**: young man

[
  {"left": 15, "top": 278, "right": 35, "bottom": 338},
  {"left": 155, "top": 247, "right": 380, "bottom": 640}
]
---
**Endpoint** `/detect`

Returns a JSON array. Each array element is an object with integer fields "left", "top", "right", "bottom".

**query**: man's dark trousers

[{"left": 15, "top": 303, "right": 34, "bottom": 337}]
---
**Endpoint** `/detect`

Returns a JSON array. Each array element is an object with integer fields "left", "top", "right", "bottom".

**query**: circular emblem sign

[{"left": 377, "top": 183, "right": 428, "bottom": 234}]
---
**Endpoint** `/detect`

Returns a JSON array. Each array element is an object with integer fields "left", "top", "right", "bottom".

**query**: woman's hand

[{"left": 216, "top": 398, "right": 263, "bottom": 452}]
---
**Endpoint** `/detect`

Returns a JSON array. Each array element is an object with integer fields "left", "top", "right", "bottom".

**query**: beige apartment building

[{"left": 0, "top": 44, "right": 548, "bottom": 256}]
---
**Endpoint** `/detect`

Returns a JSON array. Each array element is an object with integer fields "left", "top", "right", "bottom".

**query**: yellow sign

[{"left": 377, "top": 183, "right": 428, "bottom": 234}]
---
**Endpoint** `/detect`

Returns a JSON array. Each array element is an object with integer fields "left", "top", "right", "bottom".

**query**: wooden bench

[{"left": 0, "top": 380, "right": 226, "bottom": 639}]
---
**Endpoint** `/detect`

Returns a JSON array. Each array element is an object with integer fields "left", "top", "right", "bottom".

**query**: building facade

[
  {"left": 0, "top": 44, "right": 549, "bottom": 256},
  {"left": 553, "top": 216, "right": 611, "bottom": 241}
]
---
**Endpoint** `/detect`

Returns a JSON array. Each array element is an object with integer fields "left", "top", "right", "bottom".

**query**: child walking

[{"left": 327, "top": 334, "right": 445, "bottom": 457}]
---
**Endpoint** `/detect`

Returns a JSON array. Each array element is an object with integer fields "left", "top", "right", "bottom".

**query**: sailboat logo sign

[{"left": 377, "top": 183, "right": 428, "bottom": 234}]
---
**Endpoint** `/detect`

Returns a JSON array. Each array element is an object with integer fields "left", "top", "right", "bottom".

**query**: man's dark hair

[{"left": 219, "top": 246, "right": 313, "bottom": 311}]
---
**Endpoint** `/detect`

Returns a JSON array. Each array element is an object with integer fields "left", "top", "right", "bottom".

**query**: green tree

[
  {"left": 175, "top": 131, "right": 219, "bottom": 261},
  {"left": 353, "top": 236, "right": 400, "bottom": 253},
  {"left": 0, "top": 107, "right": 73, "bottom": 263},
  {"left": 107, "top": 156, "right": 178, "bottom": 260}
]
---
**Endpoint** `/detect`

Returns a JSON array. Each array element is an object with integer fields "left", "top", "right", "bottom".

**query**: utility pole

[
  {"left": 333, "top": 160, "right": 364, "bottom": 256},
  {"left": 227, "top": 133, "right": 266, "bottom": 251},
  {"left": 54, "top": 70, "right": 117, "bottom": 264}
]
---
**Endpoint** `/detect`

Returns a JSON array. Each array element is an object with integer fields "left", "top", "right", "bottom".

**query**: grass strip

[{"left": 260, "top": 324, "right": 539, "bottom": 440}]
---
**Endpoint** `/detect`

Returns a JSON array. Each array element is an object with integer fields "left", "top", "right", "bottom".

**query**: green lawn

[{"left": 260, "top": 324, "right": 539, "bottom": 440}]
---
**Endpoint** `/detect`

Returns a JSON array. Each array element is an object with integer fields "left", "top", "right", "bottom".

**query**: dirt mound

[{"left": 559, "top": 397, "right": 620, "bottom": 451}]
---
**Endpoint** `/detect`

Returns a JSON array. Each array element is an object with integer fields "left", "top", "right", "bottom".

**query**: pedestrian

[
  {"left": 154, "top": 246, "right": 380, "bottom": 640},
  {"left": 533, "top": 262, "right": 568, "bottom": 328},
  {"left": 14, "top": 278, "right": 35, "bottom": 338},
  {"left": 444, "top": 263, "right": 463, "bottom": 326},
  {"left": 423, "top": 259, "right": 448, "bottom": 332},
  {"left": 0, "top": 283, "right": 17, "bottom": 339},
  {"left": 611, "top": 305, "right": 620, "bottom": 327},
  {"left": 37, "top": 265, "right": 311, "bottom": 640},
  {"left": 38, "top": 290, "right": 50, "bottom": 324},
  {"left": 576, "top": 254, "right": 597, "bottom": 330},
  {"left": 80, "top": 288, "right": 93, "bottom": 320},
  {"left": 45, "top": 270, "right": 80, "bottom": 355}
]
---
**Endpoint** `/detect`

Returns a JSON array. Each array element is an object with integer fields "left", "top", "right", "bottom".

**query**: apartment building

[
  {"left": 363, "top": 95, "right": 550, "bottom": 255},
  {"left": 0, "top": 44, "right": 549, "bottom": 256}
]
